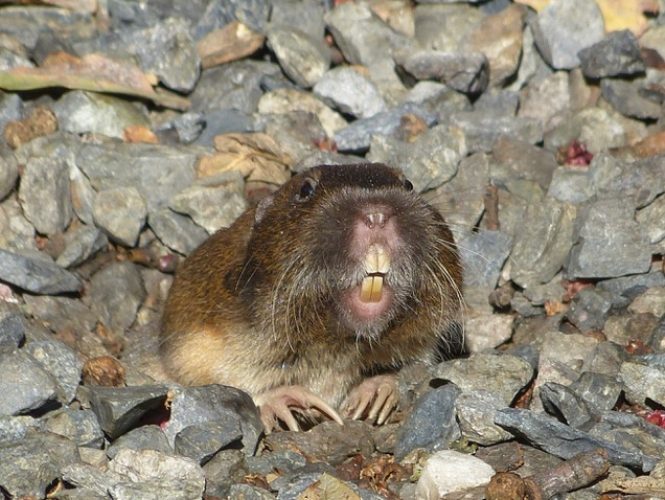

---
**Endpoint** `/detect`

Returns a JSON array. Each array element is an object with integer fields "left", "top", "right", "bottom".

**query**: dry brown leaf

[
  {"left": 0, "top": 52, "right": 189, "bottom": 110},
  {"left": 123, "top": 124, "right": 159, "bottom": 144},
  {"left": 197, "top": 20, "right": 265, "bottom": 69},
  {"left": 197, "top": 133, "right": 291, "bottom": 185},
  {"left": 4, "top": 106, "right": 58, "bottom": 149}
]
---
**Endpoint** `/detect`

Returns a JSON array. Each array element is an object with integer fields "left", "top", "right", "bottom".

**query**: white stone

[{"left": 416, "top": 450, "right": 495, "bottom": 499}]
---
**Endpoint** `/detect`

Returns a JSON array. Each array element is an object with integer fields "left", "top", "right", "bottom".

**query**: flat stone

[
  {"left": 414, "top": 3, "right": 485, "bottom": 52},
  {"left": 92, "top": 186, "right": 148, "bottom": 247},
  {"left": 190, "top": 60, "right": 281, "bottom": 114},
  {"left": 509, "top": 199, "right": 576, "bottom": 289},
  {"left": 495, "top": 408, "right": 657, "bottom": 472},
  {"left": 258, "top": 88, "right": 347, "bottom": 138},
  {"left": 547, "top": 167, "right": 595, "bottom": 204},
  {"left": 335, "top": 102, "right": 437, "bottom": 153},
  {"left": 164, "top": 385, "right": 262, "bottom": 456},
  {"left": 620, "top": 360, "right": 665, "bottom": 407},
  {"left": 570, "top": 371, "right": 622, "bottom": 413},
  {"left": 0, "top": 248, "right": 81, "bottom": 294},
  {"left": 567, "top": 198, "right": 652, "bottom": 279},
  {"left": 565, "top": 287, "right": 613, "bottom": 333},
  {"left": 628, "top": 287, "right": 665, "bottom": 318},
  {"left": 75, "top": 142, "right": 197, "bottom": 213},
  {"left": 106, "top": 425, "right": 172, "bottom": 460},
  {"left": 84, "top": 385, "right": 169, "bottom": 439},
  {"left": 69, "top": 164, "right": 96, "bottom": 226},
  {"left": 445, "top": 110, "right": 543, "bottom": 153},
  {"left": 203, "top": 449, "right": 247, "bottom": 498},
  {"left": 601, "top": 77, "right": 663, "bottom": 120},
  {"left": 108, "top": 449, "right": 205, "bottom": 500},
  {"left": 44, "top": 408, "right": 105, "bottom": 448},
  {"left": 170, "top": 184, "right": 247, "bottom": 234},
  {"left": 18, "top": 155, "right": 72, "bottom": 235},
  {"left": 518, "top": 71, "right": 570, "bottom": 130},
  {"left": 578, "top": 30, "right": 645, "bottom": 79},
  {"left": 367, "top": 122, "right": 465, "bottom": 191},
  {"left": 270, "top": 0, "right": 325, "bottom": 40},
  {"left": 0, "top": 147, "right": 18, "bottom": 201},
  {"left": 0, "top": 195, "right": 37, "bottom": 252},
  {"left": 191, "top": 0, "right": 270, "bottom": 38},
  {"left": 598, "top": 271, "right": 665, "bottom": 309},
  {"left": 254, "top": 111, "right": 325, "bottom": 164},
  {"left": 543, "top": 108, "right": 628, "bottom": 155},
  {"left": 0, "top": 350, "right": 58, "bottom": 416},
  {"left": 416, "top": 450, "right": 495, "bottom": 499},
  {"left": 194, "top": 109, "right": 255, "bottom": 147},
  {"left": 324, "top": 1, "right": 411, "bottom": 66},
  {"left": 464, "top": 313, "right": 514, "bottom": 352},
  {"left": 539, "top": 382, "right": 594, "bottom": 429},
  {"left": 394, "top": 384, "right": 461, "bottom": 460},
  {"left": 465, "top": 3, "right": 526, "bottom": 86},
  {"left": 456, "top": 230, "right": 512, "bottom": 290},
  {"left": 637, "top": 195, "right": 665, "bottom": 244},
  {"left": 0, "top": 314, "right": 25, "bottom": 351},
  {"left": 0, "top": 431, "right": 80, "bottom": 499},
  {"left": 22, "top": 295, "right": 97, "bottom": 347},
  {"left": 267, "top": 26, "right": 329, "bottom": 88},
  {"left": 56, "top": 225, "right": 109, "bottom": 268},
  {"left": 531, "top": 0, "right": 605, "bottom": 70},
  {"left": 89, "top": 261, "right": 146, "bottom": 336},
  {"left": 148, "top": 208, "right": 208, "bottom": 256},
  {"left": 25, "top": 340, "right": 83, "bottom": 403},
  {"left": 397, "top": 50, "right": 489, "bottom": 95},
  {"left": 227, "top": 483, "right": 275, "bottom": 500},
  {"left": 52, "top": 91, "right": 149, "bottom": 139},
  {"left": 175, "top": 418, "right": 243, "bottom": 465},
  {"left": 455, "top": 390, "right": 513, "bottom": 446},
  {"left": 313, "top": 66, "right": 386, "bottom": 119},
  {"left": 491, "top": 135, "right": 559, "bottom": 191}
]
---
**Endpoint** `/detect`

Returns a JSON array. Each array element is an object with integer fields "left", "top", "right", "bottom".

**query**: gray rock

[
  {"left": 0, "top": 314, "right": 25, "bottom": 350},
  {"left": 425, "top": 152, "right": 489, "bottom": 238},
  {"left": 597, "top": 272, "right": 665, "bottom": 309},
  {"left": 170, "top": 184, "right": 247, "bottom": 234},
  {"left": 44, "top": 409, "right": 105, "bottom": 448},
  {"left": 18, "top": 155, "right": 72, "bottom": 235},
  {"left": 404, "top": 81, "right": 450, "bottom": 104},
  {"left": 445, "top": 111, "right": 543, "bottom": 153},
  {"left": 509, "top": 199, "right": 576, "bottom": 289},
  {"left": 334, "top": 102, "right": 437, "bottom": 153},
  {"left": 89, "top": 261, "right": 146, "bottom": 336},
  {"left": 292, "top": 151, "right": 364, "bottom": 173},
  {"left": 456, "top": 230, "right": 512, "bottom": 289},
  {"left": 544, "top": 108, "right": 627, "bottom": 155},
  {"left": 61, "top": 462, "right": 123, "bottom": 498},
  {"left": 394, "top": 384, "right": 461, "bottom": 460},
  {"left": 570, "top": 372, "right": 622, "bottom": 413},
  {"left": 619, "top": 360, "right": 665, "bottom": 407},
  {"left": 517, "top": 71, "right": 570, "bottom": 131},
  {"left": 638, "top": 195, "right": 665, "bottom": 244},
  {"left": 245, "top": 450, "right": 306, "bottom": 475},
  {"left": 601, "top": 77, "right": 663, "bottom": 120},
  {"left": 52, "top": 91, "right": 150, "bottom": 139},
  {"left": 455, "top": 390, "right": 513, "bottom": 446},
  {"left": 567, "top": 198, "right": 652, "bottom": 279},
  {"left": 397, "top": 50, "right": 489, "bottom": 95},
  {"left": 0, "top": 6, "right": 92, "bottom": 50},
  {"left": 164, "top": 385, "right": 262, "bottom": 456},
  {"left": 254, "top": 111, "right": 325, "bottom": 163},
  {"left": 25, "top": 340, "right": 83, "bottom": 403},
  {"left": 495, "top": 408, "right": 657, "bottom": 472},
  {"left": 190, "top": 60, "right": 281, "bottom": 114},
  {"left": 125, "top": 17, "right": 200, "bottom": 93},
  {"left": 267, "top": 26, "right": 329, "bottom": 88},
  {"left": 148, "top": 209, "right": 208, "bottom": 255},
  {"left": 22, "top": 295, "right": 97, "bottom": 346},
  {"left": 192, "top": 0, "right": 270, "bottom": 37},
  {"left": 165, "top": 112, "right": 205, "bottom": 144},
  {"left": 0, "top": 431, "right": 80, "bottom": 499},
  {"left": 324, "top": 2, "right": 411, "bottom": 66},
  {"left": 414, "top": 3, "right": 485, "bottom": 53},
  {"left": 106, "top": 425, "right": 173, "bottom": 460},
  {"left": 491, "top": 136, "right": 559, "bottom": 191},
  {"left": 195, "top": 109, "right": 256, "bottom": 147},
  {"left": 0, "top": 350, "right": 58, "bottom": 416},
  {"left": 547, "top": 167, "right": 595, "bottom": 204},
  {"left": 582, "top": 342, "right": 626, "bottom": 379},
  {"left": 565, "top": 288, "right": 613, "bottom": 333},
  {"left": 436, "top": 353, "right": 533, "bottom": 405},
  {"left": 75, "top": 142, "right": 197, "bottom": 213},
  {"left": 0, "top": 92, "right": 22, "bottom": 138},
  {"left": 69, "top": 164, "right": 96, "bottom": 226},
  {"left": 0, "top": 147, "right": 18, "bottom": 201},
  {"left": 203, "top": 449, "right": 247, "bottom": 498},
  {"left": 474, "top": 88, "right": 520, "bottom": 116},
  {"left": 539, "top": 382, "right": 594, "bottom": 429},
  {"left": 84, "top": 385, "right": 169, "bottom": 439},
  {"left": 270, "top": 0, "right": 325, "bottom": 40},
  {"left": 108, "top": 449, "right": 205, "bottom": 500},
  {"left": 0, "top": 415, "right": 42, "bottom": 442},
  {"left": 228, "top": 483, "right": 275, "bottom": 499},
  {"left": 0, "top": 249, "right": 81, "bottom": 294},
  {"left": 93, "top": 186, "right": 148, "bottom": 247},
  {"left": 367, "top": 123, "right": 466, "bottom": 192},
  {"left": 313, "top": 67, "right": 386, "bottom": 119},
  {"left": 579, "top": 30, "right": 645, "bottom": 79},
  {"left": 175, "top": 418, "right": 243, "bottom": 465},
  {"left": 56, "top": 226, "right": 109, "bottom": 268},
  {"left": 531, "top": 0, "right": 605, "bottom": 70},
  {"left": 464, "top": 313, "right": 514, "bottom": 352}
]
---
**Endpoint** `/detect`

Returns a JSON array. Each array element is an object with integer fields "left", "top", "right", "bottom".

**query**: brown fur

[{"left": 160, "top": 163, "right": 463, "bottom": 409}]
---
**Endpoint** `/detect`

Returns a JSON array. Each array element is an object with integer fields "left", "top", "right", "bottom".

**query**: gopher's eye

[
  {"left": 295, "top": 178, "right": 316, "bottom": 202},
  {"left": 404, "top": 179, "right": 414, "bottom": 191}
]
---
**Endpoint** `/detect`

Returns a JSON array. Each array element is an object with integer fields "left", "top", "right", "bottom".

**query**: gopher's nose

[{"left": 363, "top": 206, "right": 393, "bottom": 229}]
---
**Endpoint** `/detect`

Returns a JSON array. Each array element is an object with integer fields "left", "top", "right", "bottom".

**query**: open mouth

[{"left": 359, "top": 243, "right": 390, "bottom": 303}]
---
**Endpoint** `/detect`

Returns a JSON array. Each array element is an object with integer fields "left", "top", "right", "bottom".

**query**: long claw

[
  {"left": 367, "top": 384, "right": 393, "bottom": 422},
  {"left": 342, "top": 374, "right": 398, "bottom": 426}
]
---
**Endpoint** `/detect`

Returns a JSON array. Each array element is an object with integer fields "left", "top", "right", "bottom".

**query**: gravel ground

[{"left": 1, "top": 0, "right": 665, "bottom": 499}]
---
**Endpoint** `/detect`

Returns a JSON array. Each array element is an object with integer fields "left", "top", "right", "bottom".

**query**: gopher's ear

[{"left": 254, "top": 194, "right": 274, "bottom": 225}]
